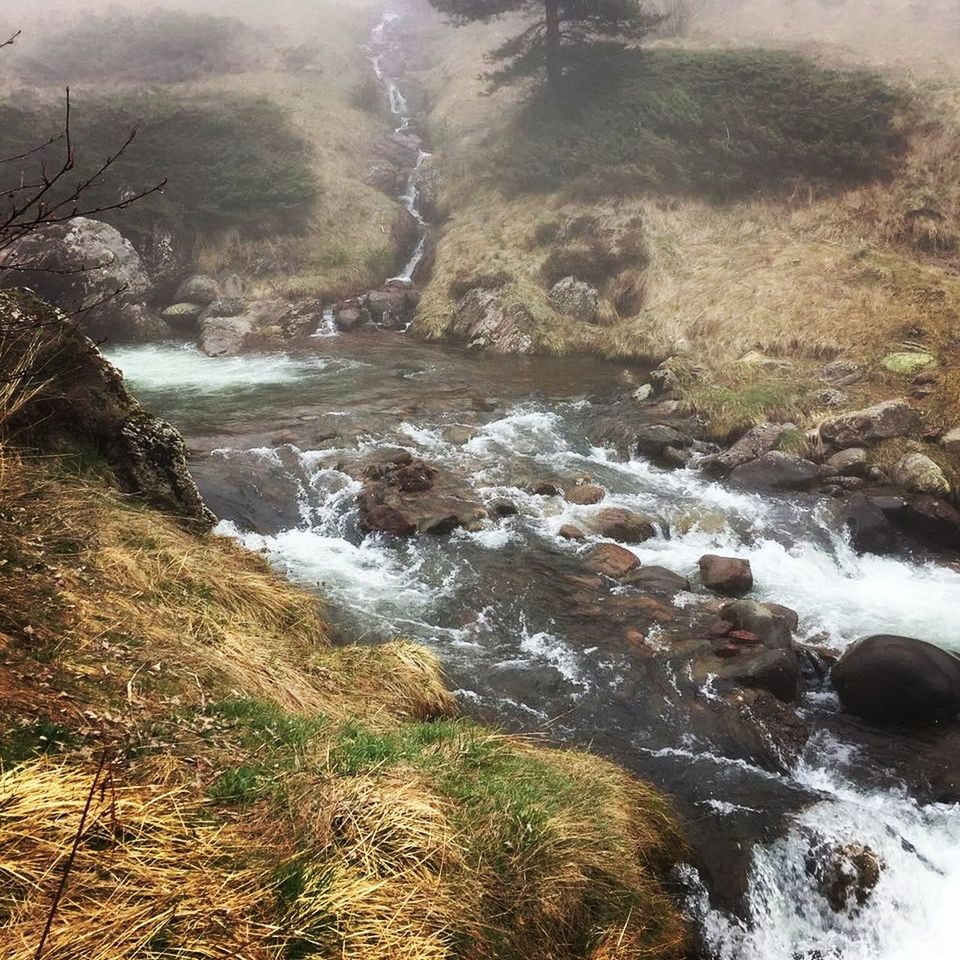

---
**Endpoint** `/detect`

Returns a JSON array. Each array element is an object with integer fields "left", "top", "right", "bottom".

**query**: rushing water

[{"left": 107, "top": 335, "right": 960, "bottom": 959}]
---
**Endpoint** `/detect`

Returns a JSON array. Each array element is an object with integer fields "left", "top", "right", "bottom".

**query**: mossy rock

[
  {"left": 162, "top": 302, "right": 203, "bottom": 321},
  {"left": 881, "top": 351, "right": 935, "bottom": 375}
]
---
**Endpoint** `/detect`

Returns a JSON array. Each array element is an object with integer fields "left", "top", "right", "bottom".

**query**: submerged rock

[{"left": 832, "top": 635, "right": 960, "bottom": 725}]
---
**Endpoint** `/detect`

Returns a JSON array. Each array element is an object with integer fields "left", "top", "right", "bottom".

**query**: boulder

[
  {"left": 584, "top": 544, "right": 640, "bottom": 578},
  {"left": 729, "top": 452, "right": 819, "bottom": 491},
  {"left": 699, "top": 556, "right": 753, "bottom": 595},
  {"left": 565, "top": 484, "right": 606, "bottom": 505},
  {"left": 622, "top": 566, "right": 691, "bottom": 595},
  {"left": 825, "top": 448, "right": 868, "bottom": 478},
  {"left": 901, "top": 496, "right": 960, "bottom": 550},
  {"left": 199, "top": 316, "right": 253, "bottom": 357},
  {"left": 806, "top": 840, "right": 883, "bottom": 912},
  {"left": 881, "top": 351, "right": 936, "bottom": 375},
  {"left": 649, "top": 362, "right": 679, "bottom": 396},
  {"left": 559, "top": 524, "right": 586, "bottom": 541},
  {"left": 832, "top": 635, "right": 960, "bottom": 724},
  {"left": 334, "top": 305, "right": 370, "bottom": 331},
  {"left": 450, "top": 289, "right": 534, "bottom": 354},
  {"left": 941, "top": 427, "right": 960, "bottom": 456},
  {"left": 821, "top": 359, "right": 863, "bottom": 386},
  {"left": 819, "top": 399, "right": 919, "bottom": 448},
  {"left": 588, "top": 507, "right": 657, "bottom": 543},
  {"left": 549, "top": 276, "right": 599, "bottom": 324},
  {"left": 0, "top": 289, "right": 213, "bottom": 528},
  {"left": 161, "top": 302, "right": 204, "bottom": 331},
  {"left": 890, "top": 453, "right": 950, "bottom": 495},
  {"left": 175, "top": 275, "right": 222, "bottom": 305},
  {"left": 844, "top": 496, "right": 897, "bottom": 555},
  {"left": 708, "top": 423, "right": 791, "bottom": 475},
  {"left": 0, "top": 217, "right": 156, "bottom": 341},
  {"left": 488, "top": 498, "right": 519, "bottom": 519},
  {"left": 636, "top": 424, "right": 693, "bottom": 466}
]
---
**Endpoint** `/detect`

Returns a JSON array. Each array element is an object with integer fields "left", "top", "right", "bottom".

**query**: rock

[
  {"left": 565, "top": 484, "right": 606, "bottom": 505},
  {"left": 200, "top": 297, "right": 246, "bottom": 319},
  {"left": 807, "top": 840, "right": 883, "bottom": 912},
  {"left": 941, "top": 427, "right": 960, "bottom": 456},
  {"left": 636, "top": 424, "right": 693, "bottom": 466},
  {"left": 450, "top": 288, "right": 534, "bottom": 354},
  {"left": 622, "top": 566, "right": 691, "bottom": 594},
  {"left": 488, "top": 498, "right": 519, "bottom": 518},
  {"left": 199, "top": 316, "right": 253, "bottom": 357},
  {"left": 825, "top": 448, "right": 868, "bottom": 478},
  {"left": 822, "top": 359, "right": 863, "bottom": 386},
  {"left": 649, "top": 363, "right": 679, "bottom": 396},
  {"left": 632, "top": 384, "right": 653, "bottom": 403},
  {"left": 890, "top": 453, "right": 950, "bottom": 495},
  {"left": 367, "top": 287, "right": 415, "bottom": 327},
  {"left": 901, "top": 496, "right": 960, "bottom": 550},
  {"left": 588, "top": 507, "right": 657, "bottom": 543},
  {"left": 365, "top": 162, "right": 404, "bottom": 194},
  {"left": 530, "top": 480, "right": 563, "bottom": 497},
  {"left": 674, "top": 510, "right": 728, "bottom": 536},
  {"left": 584, "top": 544, "right": 640, "bottom": 578},
  {"left": 709, "top": 423, "right": 791, "bottom": 475},
  {"left": 832, "top": 635, "right": 960, "bottom": 724},
  {"left": 812, "top": 388, "right": 849, "bottom": 408},
  {"left": 175, "top": 275, "right": 221, "bottom": 305},
  {"left": 0, "top": 217, "right": 155, "bottom": 341},
  {"left": 721, "top": 600, "right": 797, "bottom": 651},
  {"left": 334, "top": 304, "right": 370, "bottom": 331},
  {"left": 699, "top": 556, "right": 754, "bottom": 596},
  {"left": 845, "top": 496, "right": 897, "bottom": 555},
  {"left": 0, "top": 289, "right": 213, "bottom": 527},
  {"left": 729, "top": 452, "right": 820, "bottom": 491},
  {"left": 549, "top": 276, "right": 599, "bottom": 324},
  {"left": 559, "top": 524, "right": 586, "bottom": 541},
  {"left": 881, "top": 351, "right": 936, "bottom": 375},
  {"left": 221, "top": 274, "right": 245, "bottom": 298},
  {"left": 819, "top": 399, "right": 920, "bottom": 448},
  {"left": 161, "top": 302, "right": 204, "bottom": 330}
]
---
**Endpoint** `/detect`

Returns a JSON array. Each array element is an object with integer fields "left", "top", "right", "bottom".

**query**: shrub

[{"left": 500, "top": 48, "right": 904, "bottom": 199}]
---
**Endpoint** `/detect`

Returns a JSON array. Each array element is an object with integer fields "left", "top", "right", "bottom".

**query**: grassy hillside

[
  {"left": 413, "top": 1, "right": 960, "bottom": 436},
  {"left": 0, "top": 0, "right": 407, "bottom": 300}
]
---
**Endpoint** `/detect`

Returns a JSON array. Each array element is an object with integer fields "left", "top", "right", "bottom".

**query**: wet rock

[
  {"left": 699, "top": 556, "right": 754, "bottom": 596},
  {"left": 199, "top": 316, "right": 253, "bottom": 357},
  {"left": 530, "top": 480, "right": 563, "bottom": 497},
  {"left": 559, "top": 524, "right": 586, "bottom": 541},
  {"left": 709, "top": 423, "right": 791, "bottom": 476},
  {"left": 890, "top": 452, "right": 950, "bottom": 495},
  {"left": 367, "top": 286, "right": 416, "bottom": 326},
  {"left": 161, "top": 302, "right": 204, "bottom": 331},
  {"left": 549, "top": 276, "right": 599, "bottom": 324},
  {"left": 721, "top": 600, "right": 797, "bottom": 651},
  {"left": 443, "top": 425, "right": 475, "bottom": 445},
  {"left": 175, "top": 274, "right": 221, "bottom": 305},
  {"left": 621, "top": 565, "right": 691, "bottom": 595},
  {"left": 584, "top": 543, "right": 640, "bottom": 578},
  {"left": 825, "top": 447, "right": 868, "bottom": 478},
  {"left": 819, "top": 399, "right": 919, "bottom": 448},
  {"left": 0, "top": 290, "right": 213, "bottom": 527},
  {"left": 675, "top": 510, "right": 728, "bottom": 536},
  {"left": 901, "top": 496, "right": 960, "bottom": 549},
  {"left": 357, "top": 455, "right": 485, "bottom": 538},
  {"left": 832, "top": 635, "right": 960, "bottom": 725},
  {"left": 635, "top": 424, "right": 693, "bottom": 466},
  {"left": 334, "top": 303, "right": 370, "bottom": 331},
  {"left": 729, "top": 452, "right": 819, "bottom": 491},
  {"left": 0, "top": 217, "right": 156, "bottom": 341},
  {"left": 565, "top": 484, "right": 606, "bottom": 505},
  {"left": 806, "top": 840, "right": 884, "bottom": 912},
  {"left": 488, "top": 498, "right": 519, "bottom": 519},
  {"left": 588, "top": 507, "right": 657, "bottom": 544},
  {"left": 649, "top": 362, "right": 679, "bottom": 396},
  {"left": 845, "top": 496, "right": 898, "bottom": 555},
  {"left": 450, "top": 288, "right": 534, "bottom": 354},
  {"left": 632, "top": 384, "right": 653, "bottom": 402}
]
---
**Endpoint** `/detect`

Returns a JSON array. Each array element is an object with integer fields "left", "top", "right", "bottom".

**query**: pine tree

[{"left": 428, "top": 0, "right": 661, "bottom": 94}]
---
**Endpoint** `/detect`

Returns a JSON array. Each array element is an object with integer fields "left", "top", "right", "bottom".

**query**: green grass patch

[
  {"left": 684, "top": 377, "right": 811, "bottom": 439},
  {"left": 500, "top": 48, "right": 903, "bottom": 199},
  {"left": 0, "top": 720, "right": 74, "bottom": 767}
]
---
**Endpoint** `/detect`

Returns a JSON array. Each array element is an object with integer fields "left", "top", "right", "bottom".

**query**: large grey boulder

[
  {"left": 832, "top": 635, "right": 960, "bottom": 725},
  {"left": 199, "top": 315, "right": 254, "bottom": 357},
  {"left": 825, "top": 447, "right": 868, "bottom": 478},
  {"left": 449, "top": 288, "right": 534, "bottom": 354},
  {"left": 890, "top": 453, "right": 950, "bottom": 495},
  {"left": 0, "top": 217, "right": 160, "bottom": 341},
  {"left": 710, "top": 423, "right": 791, "bottom": 475},
  {"left": 729, "top": 452, "right": 820, "bottom": 491},
  {"left": 819, "top": 399, "right": 919, "bottom": 448},
  {"left": 549, "top": 276, "right": 599, "bottom": 324},
  {"left": 175, "top": 274, "right": 222, "bottom": 305}
]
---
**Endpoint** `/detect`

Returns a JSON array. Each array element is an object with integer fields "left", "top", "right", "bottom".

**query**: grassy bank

[{"left": 413, "top": 1, "right": 960, "bottom": 437}]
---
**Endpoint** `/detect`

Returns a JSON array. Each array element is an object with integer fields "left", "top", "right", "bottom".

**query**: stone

[
  {"left": 890, "top": 453, "right": 950, "bottom": 495},
  {"left": 832, "top": 635, "right": 960, "bottom": 724},
  {"left": 709, "top": 423, "right": 791, "bottom": 475},
  {"left": 721, "top": 600, "right": 797, "bottom": 651},
  {"left": 674, "top": 510, "right": 728, "bottom": 536},
  {"left": 807, "top": 841, "right": 883, "bottom": 913},
  {"left": 649, "top": 363, "right": 679, "bottom": 396},
  {"left": 0, "top": 217, "right": 154, "bottom": 342},
  {"left": 901, "top": 496, "right": 960, "bottom": 550},
  {"left": 334, "top": 305, "right": 370, "bottom": 331},
  {"left": 175, "top": 275, "right": 221, "bottom": 305},
  {"left": 588, "top": 507, "right": 657, "bottom": 543},
  {"left": 881, "top": 351, "right": 936, "bottom": 375},
  {"left": 549, "top": 276, "right": 599, "bottom": 324},
  {"left": 488, "top": 498, "right": 519, "bottom": 518},
  {"left": 621, "top": 566, "right": 691, "bottom": 594},
  {"left": 161, "top": 302, "right": 204, "bottom": 330},
  {"left": 699, "top": 556, "right": 754, "bottom": 595},
  {"left": 199, "top": 316, "right": 253, "bottom": 357},
  {"left": 584, "top": 544, "right": 640, "bottom": 578},
  {"left": 821, "top": 359, "right": 863, "bottom": 386},
  {"left": 530, "top": 481, "right": 563, "bottom": 497},
  {"left": 845, "top": 496, "right": 898, "bottom": 555},
  {"left": 825, "top": 448, "right": 868, "bottom": 478},
  {"left": 565, "top": 484, "right": 606, "bottom": 505},
  {"left": 559, "top": 524, "right": 586, "bottom": 541},
  {"left": 812, "top": 388, "right": 849, "bottom": 408},
  {"left": 729, "top": 452, "right": 820, "bottom": 491},
  {"left": 632, "top": 384, "right": 654, "bottom": 402},
  {"left": 819, "top": 399, "right": 920, "bottom": 448},
  {"left": 635, "top": 424, "right": 693, "bottom": 466},
  {"left": 941, "top": 427, "right": 960, "bottom": 456},
  {"left": 450, "top": 288, "right": 534, "bottom": 354}
]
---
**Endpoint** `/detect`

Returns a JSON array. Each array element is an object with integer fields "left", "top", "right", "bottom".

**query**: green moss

[{"left": 881, "top": 351, "right": 936, "bottom": 374}]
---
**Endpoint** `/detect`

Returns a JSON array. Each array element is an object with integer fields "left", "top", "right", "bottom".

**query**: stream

[{"left": 103, "top": 4, "right": 960, "bottom": 957}]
